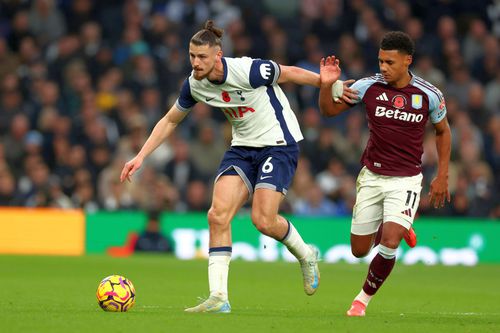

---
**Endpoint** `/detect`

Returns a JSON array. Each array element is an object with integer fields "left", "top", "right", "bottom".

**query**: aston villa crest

[{"left": 412, "top": 94, "right": 423, "bottom": 109}]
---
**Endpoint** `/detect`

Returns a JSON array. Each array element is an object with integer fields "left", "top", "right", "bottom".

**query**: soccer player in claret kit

[
  {"left": 319, "top": 31, "right": 451, "bottom": 316},
  {"left": 120, "top": 20, "right": 354, "bottom": 313}
]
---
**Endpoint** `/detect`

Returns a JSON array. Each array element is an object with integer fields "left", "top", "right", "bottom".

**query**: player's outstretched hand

[
  {"left": 429, "top": 176, "right": 450, "bottom": 208},
  {"left": 120, "top": 156, "right": 144, "bottom": 183},
  {"left": 320, "top": 55, "right": 341, "bottom": 86},
  {"left": 341, "top": 79, "right": 359, "bottom": 104}
]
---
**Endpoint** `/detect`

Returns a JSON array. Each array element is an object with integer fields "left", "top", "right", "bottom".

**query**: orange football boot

[
  {"left": 346, "top": 300, "right": 366, "bottom": 317},
  {"left": 403, "top": 227, "right": 417, "bottom": 248}
]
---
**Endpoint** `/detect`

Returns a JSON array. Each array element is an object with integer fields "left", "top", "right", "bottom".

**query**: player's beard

[
  {"left": 192, "top": 69, "right": 205, "bottom": 80},
  {"left": 193, "top": 62, "right": 216, "bottom": 81}
]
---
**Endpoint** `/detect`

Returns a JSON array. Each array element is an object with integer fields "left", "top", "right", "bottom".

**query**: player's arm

[
  {"left": 277, "top": 65, "right": 320, "bottom": 87},
  {"left": 429, "top": 117, "right": 451, "bottom": 208},
  {"left": 120, "top": 105, "right": 188, "bottom": 182},
  {"left": 318, "top": 56, "right": 354, "bottom": 117}
]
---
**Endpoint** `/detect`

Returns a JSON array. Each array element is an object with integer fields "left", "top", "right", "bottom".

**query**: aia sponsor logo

[
  {"left": 222, "top": 106, "right": 255, "bottom": 119},
  {"left": 392, "top": 95, "right": 406, "bottom": 109},
  {"left": 375, "top": 106, "right": 424, "bottom": 123}
]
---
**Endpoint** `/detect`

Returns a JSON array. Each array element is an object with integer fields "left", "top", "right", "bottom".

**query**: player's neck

[
  {"left": 207, "top": 59, "right": 225, "bottom": 82},
  {"left": 390, "top": 72, "right": 412, "bottom": 89}
]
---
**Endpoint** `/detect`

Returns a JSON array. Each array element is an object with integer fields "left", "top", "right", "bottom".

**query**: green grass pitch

[{"left": 1, "top": 255, "right": 499, "bottom": 333}]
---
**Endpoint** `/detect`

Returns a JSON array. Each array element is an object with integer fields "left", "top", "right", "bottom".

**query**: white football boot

[
  {"left": 299, "top": 245, "right": 320, "bottom": 295},
  {"left": 184, "top": 292, "right": 231, "bottom": 313}
]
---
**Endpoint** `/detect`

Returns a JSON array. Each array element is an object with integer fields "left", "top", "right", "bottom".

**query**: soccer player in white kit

[
  {"left": 319, "top": 32, "right": 451, "bottom": 316},
  {"left": 120, "top": 20, "right": 330, "bottom": 313}
]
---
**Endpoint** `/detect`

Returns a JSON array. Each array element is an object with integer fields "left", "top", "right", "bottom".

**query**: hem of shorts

[
  {"left": 383, "top": 215, "right": 412, "bottom": 230},
  {"left": 215, "top": 165, "right": 253, "bottom": 198},
  {"left": 350, "top": 226, "right": 380, "bottom": 236},
  {"left": 255, "top": 182, "right": 287, "bottom": 195},
  {"left": 351, "top": 216, "right": 382, "bottom": 225}
]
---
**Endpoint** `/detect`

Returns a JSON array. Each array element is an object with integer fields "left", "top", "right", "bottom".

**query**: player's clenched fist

[{"left": 120, "top": 156, "right": 144, "bottom": 183}]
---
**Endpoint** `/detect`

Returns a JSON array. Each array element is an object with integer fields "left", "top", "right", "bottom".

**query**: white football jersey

[{"left": 175, "top": 57, "right": 303, "bottom": 147}]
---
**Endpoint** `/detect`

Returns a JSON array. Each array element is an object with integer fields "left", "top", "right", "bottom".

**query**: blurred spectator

[
  {"left": 293, "top": 183, "right": 346, "bottom": 217},
  {"left": 446, "top": 65, "right": 476, "bottom": 107},
  {"left": 466, "top": 82, "right": 491, "bottom": 129},
  {"left": 413, "top": 55, "right": 446, "bottom": 90},
  {"left": 484, "top": 71, "right": 500, "bottom": 114},
  {"left": 2, "top": 114, "right": 30, "bottom": 175},
  {"left": 0, "top": 162, "right": 20, "bottom": 206},
  {"left": 164, "top": 138, "right": 200, "bottom": 194},
  {"left": 189, "top": 122, "right": 226, "bottom": 181},
  {"left": 29, "top": 0, "right": 67, "bottom": 46},
  {"left": 66, "top": 0, "right": 96, "bottom": 34},
  {"left": 7, "top": 11, "right": 34, "bottom": 53},
  {"left": 0, "top": 38, "right": 20, "bottom": 83},
  {"left": 463, "top": 18, "right": 488, "bottom": 66},
  {"left": 185, "top": 180, "right": 210, "bottom": 212},
  {"left": 165, "top": 0, "right": 210, "bottom": 35},
  {"left": 316, "top": 158, "right": 346, "bottom": 201},
  {"left": 471, "top": 34, "right": 500, "bottom": 83},
  {"left": 134, "top": 210, "right": 172, "bottom": 253}
]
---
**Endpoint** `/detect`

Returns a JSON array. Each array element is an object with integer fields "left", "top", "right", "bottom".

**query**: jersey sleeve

[
  {"left": 248, "top": 59, "right": 281, "bottom": 88},
  {"left": 428, "top": 90, "right": 447, "bottom": 124},
  {"left": 175, "top": 78, "right": 197, "bottom": 112},
  {"left": 349, "top": 77, "right": 377, "bottom": 104}
]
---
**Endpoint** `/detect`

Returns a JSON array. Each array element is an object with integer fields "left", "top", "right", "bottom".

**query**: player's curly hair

[
  {"left": 190, "top": 20, "right": 224, "bottom": 47},
  {"left": 380, "top": 31, "right": 415, "bottom": 56}
]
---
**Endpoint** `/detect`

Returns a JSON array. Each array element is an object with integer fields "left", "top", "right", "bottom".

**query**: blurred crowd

[{"left": 0, "top": 0, "right": 498, "bottom": 219}]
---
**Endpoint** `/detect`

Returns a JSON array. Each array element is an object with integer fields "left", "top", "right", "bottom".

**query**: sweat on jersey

[
  {"left": 350, "top": 73, "right": 447, "bottom": 177},
  {"left": 175, "top": 57, "right": 303, "bottom": 147}
]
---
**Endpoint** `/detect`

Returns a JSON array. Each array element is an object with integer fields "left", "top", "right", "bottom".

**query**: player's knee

[
  {"left": 251, "top": 212, "right": 274, "bottom": 235},
  {"left": 207, "top": 207, "right": 230, "bottom": 228},
  {"left": 380, "top": 231, "right": 404, "bottom": 249},
  {"left": 351, "top": 247, "right": 370, "bottom": 258},
  {"left": 380, "top": 238, "right": 401, "bottom": 249}
]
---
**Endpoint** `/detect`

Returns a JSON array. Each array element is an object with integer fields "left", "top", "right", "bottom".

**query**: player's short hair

[
  {"left": 380, "top": 31, "right": 415, "bottom": 56},
  {"left": 190, "top": 20, "right": 223, "bottom": 48}
]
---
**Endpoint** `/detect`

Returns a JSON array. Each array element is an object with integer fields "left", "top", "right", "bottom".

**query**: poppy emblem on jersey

[
  {"left": 222, "top": 91, "right": 231, "bottom": 102},
  {"left": 392, "top": 95, "right": 406, "bottom": 109},
  {"left": 411, "top": 94, "right": 423, "bottom": 109}
]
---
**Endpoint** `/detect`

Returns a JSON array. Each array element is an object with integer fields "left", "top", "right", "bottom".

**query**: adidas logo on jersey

[
  {"left": 376, "top": 92, "right": 389, "bottom": 101},
  {"left": 375, "top": 106, "right": 424, "bottom": 123}
]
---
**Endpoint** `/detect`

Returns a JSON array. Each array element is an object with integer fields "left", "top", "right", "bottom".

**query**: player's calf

[{"left": 347, "top": 244, "right": 396, "bottom": 316}]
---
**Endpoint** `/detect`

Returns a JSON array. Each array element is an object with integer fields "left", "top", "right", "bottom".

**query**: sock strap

[
  {"left": 280, "top": 220, "right": 292, "bottom": 241},
  {"left": 378, "top": 244, "right": 397, "bottom": 259},
  {"left": 209, "top": 246, "right": 232, "bottom": 256}
]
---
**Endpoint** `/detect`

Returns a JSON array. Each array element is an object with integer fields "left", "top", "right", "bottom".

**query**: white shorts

[{"left": 351, "top": 166, "right": 423, "bottom": 235}]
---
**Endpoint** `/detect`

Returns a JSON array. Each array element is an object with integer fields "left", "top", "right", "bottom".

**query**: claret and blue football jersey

[{"left": 349, "top": 72, "right": 447, "bottom": 177}]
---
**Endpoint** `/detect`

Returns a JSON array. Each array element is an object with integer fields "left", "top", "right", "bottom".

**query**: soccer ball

[{"left": 96, "top": 275, "right": 136, "bottom": 312}]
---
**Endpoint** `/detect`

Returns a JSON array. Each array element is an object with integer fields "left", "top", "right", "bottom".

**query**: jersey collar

[
  {"left": 208, "top": 57, "right": 228, "bottom": 85},
  {"left": 408, "top": 71, "right": 416, "bottom": 86}
]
